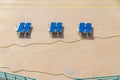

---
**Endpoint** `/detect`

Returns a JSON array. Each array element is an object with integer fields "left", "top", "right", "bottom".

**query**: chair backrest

[
  {"left": 23, "top": 22, "right": 31, "bottom": 33},
  {"left": 56, "top": 22, "right": 62, "bottom": 32},
  {"left": 86, "top": 23, "right": 92, "bottom": 33},
  {"left": 50, "top": 22, "right": 56, "bottom": 32},
  {"left": 79, "top": 22, "right": 85, "bottom": 32},
  {"left": 17, "top": 22, "right": 25, "bottom": 32}
]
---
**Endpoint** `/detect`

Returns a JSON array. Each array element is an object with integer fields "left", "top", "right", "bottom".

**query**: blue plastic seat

[
  {"left": 50, "top": 22, "right": 56, "bottom": 32},
  {"left": 56, "top": 22, "right": 62, "bottom": 32},
  {"left": 23, "top": 22, "right": 31, "bottom": 33},
  {"left": 16, "top": 22, "right": 25, "bottom": 32},
  {"left": 79, "top": 23, "right": 85, "bottom": 33},
  {"left": 86, "top": 23, "right": 92, "bottom": 33}
]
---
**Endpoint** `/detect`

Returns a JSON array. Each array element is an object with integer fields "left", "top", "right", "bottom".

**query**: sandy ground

[{"left": 0, "top": 0, "right": 120, "bottom": 80}]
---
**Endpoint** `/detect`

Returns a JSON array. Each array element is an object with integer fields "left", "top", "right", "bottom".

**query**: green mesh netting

[
  {"left": 0, "top": 71, "right": 36, "bottom": 80},
  {"left": 74, "top": 75, "right": 120, "bottom": 80}
]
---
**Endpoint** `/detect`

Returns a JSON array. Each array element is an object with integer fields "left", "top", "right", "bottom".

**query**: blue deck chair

[
  {"left": 50, "top": 22, "right": 56, "bottom": 32},
  {"left": 16, "top": 22, "right": 25, "bottom": 32},
  {"left": 86, "top": 23, "right": 92, "bottom": 33},
  {"left": 79, "top": 22, "right": 85, "bottom": 33},
  {"left": 56, "top": 22, "right": 63, "bottom": 32},
  {"left": 23, "top": 22, "right": 31, "bottom": 33}
]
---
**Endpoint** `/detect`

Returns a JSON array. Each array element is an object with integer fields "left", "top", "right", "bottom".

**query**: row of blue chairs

[
  {"left": 49, "top": 22, "right": 92, "bottom": 33},
  {"left": 16, "top": 22, "right": 92, "bottom": 33}
]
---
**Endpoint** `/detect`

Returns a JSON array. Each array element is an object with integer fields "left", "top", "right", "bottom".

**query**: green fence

[
  {"left": 1, "top": 71, "right": 120, "bottom": 80},
  {"left": 0, "top": 71, "right": 36, "bottom": 80},
  {"left": 74, "top": 75, "right": 120, "bottom": 80}
]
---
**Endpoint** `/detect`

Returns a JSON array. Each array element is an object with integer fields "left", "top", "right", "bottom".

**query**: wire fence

[
  {"left": 74, "top": 75, "right": 120, "bottom": 80},
  {"left": 1, "top": 70, "right": 120, "bottom": 80},
  {"left": 0, "top": 71, "right": 36, "bottom": 80}
]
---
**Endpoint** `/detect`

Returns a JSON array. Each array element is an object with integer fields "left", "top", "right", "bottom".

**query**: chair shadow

[
  {"left": 50, "top": 27, "right": 64, "bottom": 39},
  {"left": 17, "top": 26, "right": 33, "bottom": 39},
  {"left": 51, "top": 32, "right": 58, "bottom": 38},
  {"left": 26, "top": 27, "right": 33, "bottom": 39},
  {"left": 18, "top": 32, "right": 25, "bottom": 38},
  {"left": 87, "top": 27, "right": 94, "bottom": 39},
  {"left": 78, "top": 27, "right": 94, "bottom": 40},
  {"left": 58, "top": 27, "right": 64, "bottom": 38}
]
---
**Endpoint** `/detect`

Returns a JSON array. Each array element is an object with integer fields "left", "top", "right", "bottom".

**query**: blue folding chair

[
  {"left": 79, "top": 22, "right": 85, "bottom": 33},
  {"left": 86, "top": 23, "right": 92, "bottom": 33},
  {"left": 16, "top": 22, "right": 25, "bottom": 32},
  {"left": 56, "top": 22, "right": 62, "bottom": 32},
  {"left": 23, "top": 22, "right": 31, "bottom": 33},
  {"left": 50, "top": 22, "right": 56, "bottom": 32}
]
